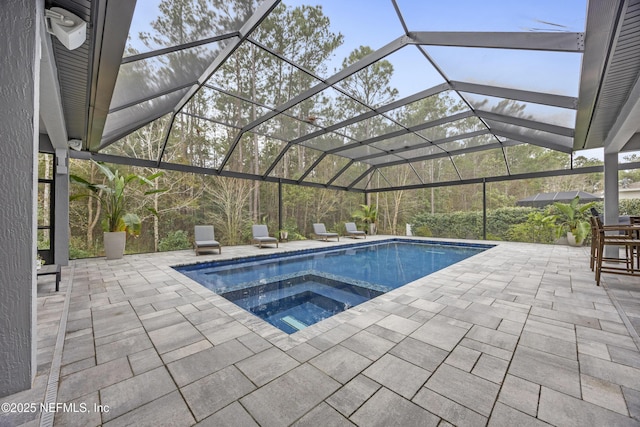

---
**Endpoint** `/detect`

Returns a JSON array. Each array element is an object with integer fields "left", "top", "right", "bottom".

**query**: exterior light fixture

[{"left": 44, "top": 7, "right": 86, "bottom": 51}]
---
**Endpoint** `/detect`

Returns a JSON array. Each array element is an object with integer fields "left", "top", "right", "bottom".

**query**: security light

[
  {"left": 68, "top": 139, "right": 82, "bottom": 151},
  {"left": 45, "top": 7, "right": 86, "bottom": 51}
]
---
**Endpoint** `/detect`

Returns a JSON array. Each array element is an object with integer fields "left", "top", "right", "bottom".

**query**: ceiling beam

[
  {"left": 450, "top": 81, "right": 577, "bottom": 109},
  {"left": 86, "top": 0, "right": 137, "bottom": 151},
  {"left": 603, "top": 57, "right": 640, "bottom": 153},
  {"left": 285, "top": 83, "right": 451, "bottom": 147},
  {"left": 158, "top": 0, "right": 281, "bottom": 165},
  {"left": 169, "top": 0, "right": 279, "bottom": 117},
  {"left": 121, "top": 32, "right": 240, "bottom": 65},
  {"left": 476, "top": 110, "right": 574, "bottom": 137},
  {"left": 326, "top": 159, "right": 355, "bottom": 187},
  {"left": 68, "top": 151, "right": 365, "bottom": 193},
  {"left": 39, "top": 18, "right": 68, "bottom": 150},
  {"left": 366, "top": 164, "right": 604, "bottom": 193},
  {"left": 354, "top": 129, "right": 489, "bottom": 163},
  {"left": 493, "top": 129, "right": 573, "bottom": 153},
  {"left": 371, "top": 141, "right": 506, "bottom": 168},
  {"left": 325, "top": 110, "right": 476, "bottom": 155},
  {"left": 573, "top": 0, "right": 627, "bottom": 150},
  {"left": 218, "top": 35, "right": 409, "bottom": 172},
  {"left": 408, "top": 31, "right": 584, "bottom": 52}
]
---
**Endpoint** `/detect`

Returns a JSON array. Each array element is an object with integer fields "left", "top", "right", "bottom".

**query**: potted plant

[
  {"left": 70, "top": 161, "right": 166, "bottom": 259},
  {"left": 546, "top": 196, "right": 596, "bottom": 246},
  {"left": 353, "top": 204, "right": 378, "bottom": 235}
]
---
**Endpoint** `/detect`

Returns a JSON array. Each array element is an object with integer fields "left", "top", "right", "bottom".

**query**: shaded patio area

[{"left": 2, "top": 236, "right": 640, "bottom": 426}]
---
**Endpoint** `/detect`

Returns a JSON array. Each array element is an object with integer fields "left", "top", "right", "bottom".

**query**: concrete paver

[{"left": 5, "top": 237, "right": 640, "bottom": 427}]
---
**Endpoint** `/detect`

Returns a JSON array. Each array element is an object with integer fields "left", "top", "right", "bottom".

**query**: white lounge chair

[
  {"left": 252, "top": 224, "right": 278, "bottom": 248},
  {"left": 313, "top": 223, "right": 339, "bottom": 241},
  {"left": 345, "top": 222, "right": 366, "bottom": 239},
  {"left": 194, "top": 225, "right": 221, "bottom": 255}
]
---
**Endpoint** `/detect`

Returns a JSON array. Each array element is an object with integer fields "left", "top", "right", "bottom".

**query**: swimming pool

[{"left": 175, "top": 239, "right": 490, "bottom": 334}]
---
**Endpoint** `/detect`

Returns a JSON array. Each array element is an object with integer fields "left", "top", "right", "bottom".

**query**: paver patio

[{"left": 2, "top": 236, "right": 640, "bottom": 426}]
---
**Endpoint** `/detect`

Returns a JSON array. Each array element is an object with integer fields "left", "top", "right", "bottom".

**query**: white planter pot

[
  {"left": 104, "top": 231, "right": 126, "bottom": 259},
  {"left": 369, "top": 223, "right": 377, "bottom": 236},
  {"left": 566, "top": 231, "right": 584, "bottom": 247}
]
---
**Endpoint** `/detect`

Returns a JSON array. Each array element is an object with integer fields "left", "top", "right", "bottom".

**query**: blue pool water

[{"left": 175, "top": 239, "right": 490, "bottom": 334}]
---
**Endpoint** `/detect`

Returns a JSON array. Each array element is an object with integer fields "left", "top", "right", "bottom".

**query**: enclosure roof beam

[
  {"left": 407, "top": 31, "right": 585, "bottom": 52},
  {"left": 476, "top": 110, "right": 575, "bottom": 137},
  {"left": 108, "top": 82, "right": 196, "bottom": 115},
  {"left": 348, "top": 167, "right": 375, "bottom": 190},
  {"left": 352, "top": 129, "right": 490, "bottom": 163},
  {"left": 69, "top": 151, "right": 365, "bottom": 193},
  {"left": 367, "top": 140, "right": 505, "bottom": 168},
  {"left": 157, "top": 0, "right": 281, "bottom": 166},
  {"left": 236, "top": 35, "right": 408, "bottom": 135},
  {"left": 326, "top": 159, "right": 355, "bottom": 187},
  {"left": 493, "top": 129, "right": 573, "bottom": 153},
  {"left": 285, "top": 82, "right": 450, "bottom": 147},
  {"left": 169, "top": 0, "right": 279, "bottom": 117},
  {"left": 99, "top": 108, "right": 174, "bottom": 151},
  {"left": 122, "top": 32, "right": 240, "bottom": 65},
  {"left": 86, "top": 1, "right": 138, "bottom": 152},
  {"left": 219, "top": 35, "right": 409, "bottom": 172},
  {"left": 573, "top": 0, "right": 626, "bottom": 150},
  {"left": 366, "top": 164, "right": 604, "bottom": 193},
  {"left": 297, "top": 153, "right": 328, "bottom": 183},
  {"left": 450, "top": 81, "right": 578, "bottom": 109},
  {"left": 326, "top": 110, "right": 476, "bottom": 155}
]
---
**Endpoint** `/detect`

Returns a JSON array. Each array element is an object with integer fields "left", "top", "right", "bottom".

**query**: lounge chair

[
  {"left": 252, "top": 224, "right": 278, "bottom": 248},
  {"left": 345, "top": 222, "right": 366, "bottom": 239},
  {"left": 194, "top": 225, "right": 221, "bottom": 255},
  {"left": 313, "top": 223, "right": 339, "bottom": 241}
]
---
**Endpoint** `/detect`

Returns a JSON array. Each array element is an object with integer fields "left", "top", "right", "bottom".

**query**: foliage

[
  {"left": 281, "top": 220, "right": 307, "bottom": 241},
  {"left": 411, "top": 207, "right": 538, "bottom": 241},
  {"left": 352, "top": 204, "right": 378, "bottom": 225},
  {"left": 411, "top": 211, "right": 482, "bottom": 239},
  {"left": 485, "top": 207, "right": 535, "bottom": 239},
  {"left": 68, "top": 237, "right": 93, "bottom": 259},
  {"left": 70, "top": 160, "right": 166, "bottom": 236},
  {"left": 158, "top": 230, "right": 192, "bottom": 252},
  {"left": 506, "top": 211, "right": 556, "bottom": 244},
  {"left": 69, "top": 245, "right": 93, "bottom": 260},
  {"left": 544, "top": 196, "right": 596, "bottom": 243},
  {"left": 619, "top": 199, "right": 640, "bottom": 215}
]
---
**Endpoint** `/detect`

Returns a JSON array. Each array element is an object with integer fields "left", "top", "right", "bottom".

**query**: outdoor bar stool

[{"left": 592, "top": 216, "right": 640, "bottom": 286}]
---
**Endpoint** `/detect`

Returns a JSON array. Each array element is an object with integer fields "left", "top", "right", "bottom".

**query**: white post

[{"left": 603, "top": 152, "right": 619, "bottom": 259}]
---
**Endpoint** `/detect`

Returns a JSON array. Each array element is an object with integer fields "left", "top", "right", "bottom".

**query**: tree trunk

[{"left": 86, "top": 162, "right": 101, "bottom": 251}]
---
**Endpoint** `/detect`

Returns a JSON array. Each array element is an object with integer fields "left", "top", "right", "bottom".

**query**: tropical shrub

[{"left": 158, "top": 230, "right": 192, "bottom": 252}]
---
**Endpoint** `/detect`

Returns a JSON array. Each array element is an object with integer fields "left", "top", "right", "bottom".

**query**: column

[
  {"left": 603, "top": 152, "right": 619, "bottom": 259},
  {"left": 55, "top": 150, "right": 70, "bottom": 266}
]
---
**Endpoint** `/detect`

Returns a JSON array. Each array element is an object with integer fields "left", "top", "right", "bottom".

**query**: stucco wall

[{"left": 0, "top": 0, "right": 39, "bottom": 397}]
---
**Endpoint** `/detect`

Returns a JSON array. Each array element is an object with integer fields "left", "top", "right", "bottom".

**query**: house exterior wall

[{"left": 0, "top": 0, "right": 40, "bottom": 397}]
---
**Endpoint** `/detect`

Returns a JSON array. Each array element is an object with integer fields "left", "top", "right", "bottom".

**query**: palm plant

[
  {"left": 353, "top": 204, "right": 378, "bottom": 225},
  {"left": 70, "top": 161, "right": 165, "bottom": 236},
  {"left": 546, "top": 196, "right": 596, "bottom": 245},
  {"left": 353, "top": 204, "right": 378, "bottom": 234}
]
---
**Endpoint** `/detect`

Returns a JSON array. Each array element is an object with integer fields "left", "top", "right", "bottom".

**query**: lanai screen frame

[{"left": 82, "top": 0, "right": 620, "bottom": 198}]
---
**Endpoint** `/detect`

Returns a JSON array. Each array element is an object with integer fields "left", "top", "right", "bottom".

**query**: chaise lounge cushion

[
  {"left": 252, "top": 224, "right": 278, "bottom": 248},
  {"left": 194, "top": 225, "right": 221, "bottom": 255},
  {"left": 313, "top": 223, "right": 339, "bottom": 241},
  {"left": 345, "top": 222, "right": 366, "bottom": 238}
]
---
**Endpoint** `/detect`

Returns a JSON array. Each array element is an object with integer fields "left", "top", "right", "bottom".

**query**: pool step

[{"left": 281, "top": 315, "right": 308, "bottom": 331}]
